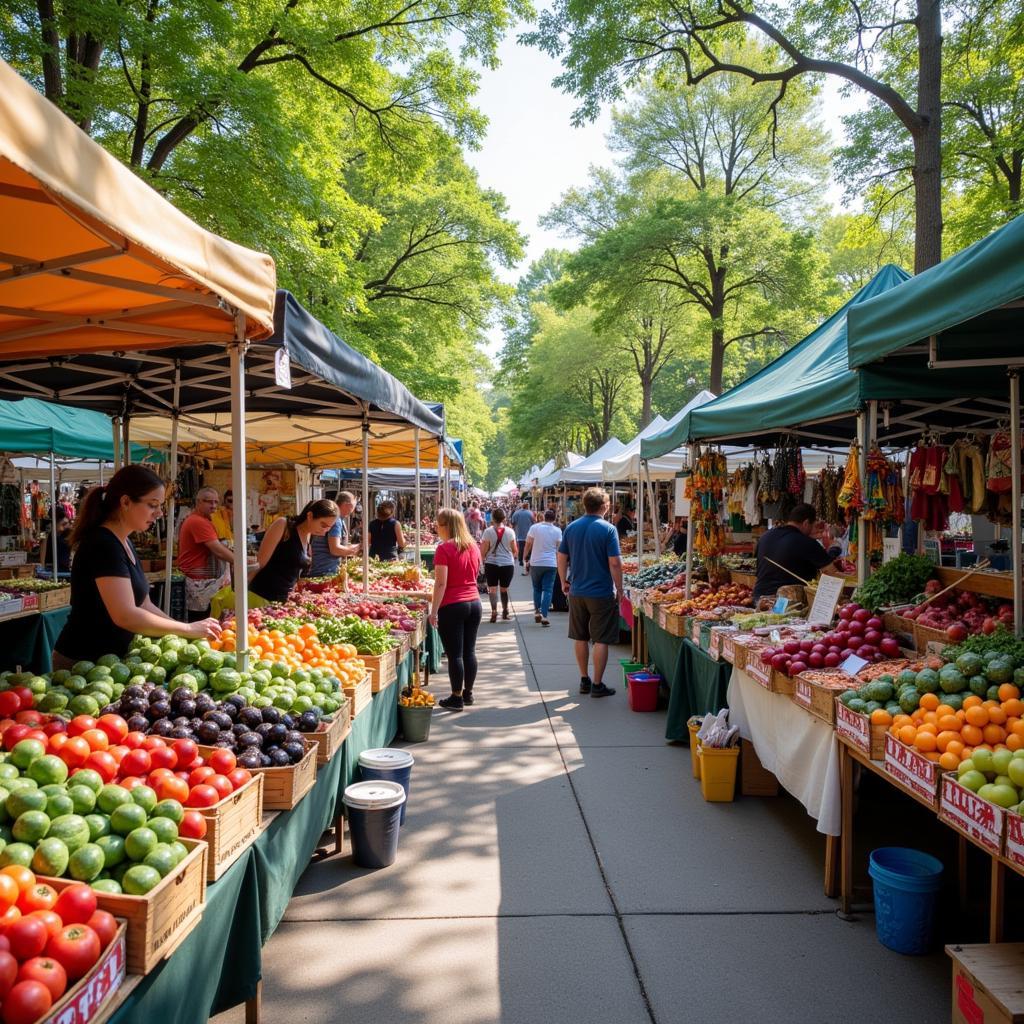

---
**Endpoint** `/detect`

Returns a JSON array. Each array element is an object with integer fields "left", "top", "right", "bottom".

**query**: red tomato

[
  {"left": 46, "top": 733, "right": 69, "bottom": 753},
  {"left": 6, "top": 917, "right": 48, "bottom": 960},
  {"left": 140, "top": 736, "right": 168, "bottom": 752},
  {"left": 0, "top": 936, "right": 9, "bottom": 952},
  {"left": 83, "top": 751, "right": 117, "bottom": 783},
  {"left": 146, "top": 768, "right": 175, "bottom": 789},
  {"left": 1, "top": 725, "right": 30, "bottom": 751},
  {"left": 178, "top": 811, "right": 208, "bottom": 840},
  {"left": 85, "top": 911, "right": 116, "bottom": 949},
  {"left": 0, "top": 876, "right": 17, "bottom": 912},
  {"left": 57, "top": 736, "right": 91, "bottom": 770},
  {"left": 11, "top": 688, "right": 34, "bottom": 712},
  {"left": 107, "top": 745, "right": 129, "bottom": 767},
  {"left": 148, "top": 746, "right": 177, "bottom": 771},
  {"left": 0, "top": 693, "right": 20, "bottom": 718},
  {"left": 185, "top": 784, "right": 219, "bottom": 808},
  {"left": 26, "top": 912, "right": 61, "bottom": 941},
  {"left": 79, "top": 729, "right": 109, "bottom": 752},
  {"left": 0, "top": 907, "right": 19, "bottom": 929},
  {"left": 0, "top": 950, "right": 16, "bottom": 998},
  {"left": 123, "top": 731, "right": 146, "bottom": 750},
  {"left": 17, "top": 957, "right": 66, "bottom": 1001},
  {"left": 119, "top": 777, "right": 144, "bottom": 792},
  {"left": 227, "top": 768, "right": 252, "bottom": 790},
  {"left": 22, "top": 730, "right": 47, "bottom": 747},
  {"left": 206, "top": 774, "right": 233, "bottom": 801},
  {"left": 173, "top": 771, "right": 191, "bottom": 782},
  {"left": 41, "top": 720, "right": 66, "bottom": 737},
  {"left": 2, "top": 979, "right": 53, "bottom": 1024},
  {"left": 155, "top": 775, "right": 189, "bottom": 804},
  {"left": 208, "top": 748, "right": 236, "bottom": 775},
  {"left": 14, "top": 711, "right": 44, "bottom": 728},
  {"left": 45, "top": 925, "right": 100, "bottom": 981},
  {"left": 171, "top": 739, "right": 198, "bottom": 766},
  {"left": 96, "top": 714, "right": 128, "bottom": 744},
  {"left": 16, "top": 885, "right": 57, "bottom": 916},
  {"left": 53, "top": 885, "right": 96, "bottom": 927},
  {"left": 0, "top": 867, "right": 34, "bottom": 894},
  {"left": 119, "top": 749, "right": 152, "bottom": 778},
  {"left": 66, "top": 716, "right": 97, "bottom": 738},
  {"left": 188, "top": 766, "right": 216, "bottom": 788}
]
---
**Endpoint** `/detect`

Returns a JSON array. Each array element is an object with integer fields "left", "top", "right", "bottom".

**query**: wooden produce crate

[
  {"left": 0, "top": 595, "right": 24, "bottom": 617},
  {"left": 310, "top": 700, "right": 352, "bottom": 765},
  {"left": 43, "top": 839, "right": 207, "bottom": 975},
  {"left": 393, "top": 631, "right": 412, "bottom": 658},
  {"left": 883, "top": 732, "right": 946, "bottom": 807},
  {"left": 947, "top": 943, "right": 1024, "bottom": 1024},
  {"left": 0, "top": 565, "right": 33, "bottom": 579},
  {"left": 708, "top": 627, "right": 734, "bottom": 661},
  {"left": 345, "top": 675, "right": 372, "bottom": 718},
  {"left": 662, "top": 610, "right": 687, "bottom": 637},
  {"left": 361, "top": 648, "right": 398, "bottom": 692},
  {"left": 883, "top": 609, "right": 917, "bottom": 649},
  {"left": 195, "top": 772, "right": 264, "bottom": 881},
  {"left": 729, "top": 571, "right": 756, "bottom": 589},
  {"left": 740, "top": 739, "right": 778, "bottom": 796},
  {"left": 914, "top": 621, "right": 950, "bottom": 653},
  {"left": 1006, "top": 810, "right": 1024, "bottom": 872},
  {"left": 835, "top": 699, "right": 886, "bottom": 760},
  {"left": 791, "top": 674, "right": 839, "bottom": 725},
  {"left": 744, "top": 651, "right": 795, "bottom": 695},
  {"left": 39, "top": 587, "right": 71, "bottom": 611},
  {"left": 939, "top": 774, "right": 1006, "bottom": 857},
  {"left": 251, "top": 740, "right": 317, "bottom": 811},
  {"left": 43, "top": 922, "right": 127, "bottom": 1024}
]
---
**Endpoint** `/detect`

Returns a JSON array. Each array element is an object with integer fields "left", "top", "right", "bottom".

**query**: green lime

[
  {"left": 124, "top": 826, "right": 158, "bottom": 862},
  {"left": 10, "top": 739, "right": 45, "bottom": 771},
  {"left": 96, "top": 834, "right": 126, "bottom": 868},
  {"left": 47, "top": 814, "right": 91, "bottom": 853},
  {"left": 69, "top": 843, "right": 106, "bottom": 881},
  {"left": 122, "top": 864, "right": 162, "bottom": 895},
  {"left": 84, "top": 814, "right": 110, "bottom": 841},
  {"left": 45, "top": 793, "right": 74, "bottom": 819},
  {"left": 110, "top": 802, "right": 148, "bottom": 836},
  {"left": 67, "top": 786, "right": 97, "bottom": 816},
  {"left": 130, "top": 786, "right": 158, "bottom": 815},
  {"left": 13, "top": 809, "right": 51, "bottom": 844},
  {"left": 0, "top": 764, "right": 18, "bottom": 781},
  {"left": 97, "top": 784, "right": 133, "bottom": 815},
  {"left": 7, "top": 788, "right": 47, "bottom": 819},
  {"left": 168, "top": 841, "right": 188, "bottom": 867},
  {"left": 143, "top": 844, "right": 178, "bottom": 878},
  {"left": 70, "top": 770, "right": 104, "bottom": 795},
  {"left": 152, "top": 800, "right": 184, "bottom": 825},
  {"left": 0, "top": 843, "right": 35, "bottom": 868},
  {"left": 147, "top": 817, "right": 179, "bottom": 845},
  {"left": 92, "top": 878, "right": 122, "bottom": 894},
  {"left": 31, "top": 836, "right": 69, "bottom": 877},
  {"left": 68, "top": 695, "right": 100, "bottom": 717}
]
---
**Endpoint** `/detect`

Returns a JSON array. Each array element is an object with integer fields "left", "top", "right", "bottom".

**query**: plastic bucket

[
  {"left": 399, "top": 703, "right": 433, "bottom": 743},
  {"left": 620, "top": 660, "right": 644, "bottom": 689},
  {"left": 687, "top": 716, "right": 703, "bottom": 779},
  {"left": 626, "top": 672, "right": 660, "bottom": 712},
  {"left": 699, "top": 746, "right": 739, "bottom": 802},
  {"left": 343, "top": 781, "right": 407, "bottom": 868},
  {"left": 359, "top": 748, "right": 415, "bottom": 824},
  {"left": 868, "top": 847, "right": 943, "bottom": 954}
]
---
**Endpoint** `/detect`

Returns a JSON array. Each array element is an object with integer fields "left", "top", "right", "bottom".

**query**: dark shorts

[
  {"left": 568, "top": 595, "right": 619, "bottom": 645},
  {"left": 484, "top": 563, "right": 515, "bottom": 588}
]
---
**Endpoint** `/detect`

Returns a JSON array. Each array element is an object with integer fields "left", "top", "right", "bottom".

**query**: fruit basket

[
  {"left": 345, "top": 675, "right": 372, "bottom": 718},
  {"left": 245, "top": 740, "right": 317, "bottom": 812},
  {"left": 361, "top": 648, "right": 398, "bottom": 692},
  {"left": 309, "top": 699, "right": 352, "bottom": 765}
]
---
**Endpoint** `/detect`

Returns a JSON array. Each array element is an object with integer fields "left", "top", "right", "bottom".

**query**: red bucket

[{"left": 626, "top": 672, "right": 660, "bottom": 712}]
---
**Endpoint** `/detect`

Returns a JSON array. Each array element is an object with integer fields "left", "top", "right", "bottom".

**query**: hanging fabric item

[
  {"left": 837, "top": 443, "right": 863, "bottom": 559},
  {"left": 987, "top": 430, "right": 1013, "bottom": 493},
  {"left": 954, "top": 437, "right": 986, "bottom": 514},
  {"left": 689, "top": 447, "right": 728, "bottom": 576}
]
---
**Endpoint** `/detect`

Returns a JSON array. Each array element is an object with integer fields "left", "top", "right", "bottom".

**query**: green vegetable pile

[
  {"left": 314, "top": 615, "right": 396, "bottom": 654},
  {"left": 624, "top": 560, "right": 684, "bottom": 589},
  {"left": 852, "top": 554, "right": 936, "bottom": 612},
  {"left": 942, "top": 625, "right": 1024, "bottom": 666}
]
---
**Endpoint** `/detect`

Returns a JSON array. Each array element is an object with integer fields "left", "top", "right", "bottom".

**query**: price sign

[
  {"left": 769, "top": 628, "right": 782, "bottom": 645},
  {"left": 839, "top": 654, "right": 869, "bottom": 676},
  {"left": 274, "top": 348, "right": 292, "bottom": 389},
  {"left": 772, "top": 596, "right": 789, "bottom": 614},
  {"left": 882, "top": 537, "right": 901, "bottom": 563},
  {"left": 808, "top": 573, "right": 844, "bottom": 626}
]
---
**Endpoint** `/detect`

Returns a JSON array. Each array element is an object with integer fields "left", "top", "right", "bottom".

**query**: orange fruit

[
  {"left": 962, "top": 695, "right": 983, "bottom": 709},
  {"left": 935, "top": 704, "right": 955, "bottom": 718},
  {"left": 1011, "top": 720, "right": 1024, "bottom": 738},
  {"left": 870, "top": 709, "right": 892, "bottom": 726},
  {"left": 965, "top": 705, "right": 989, "bottom": 727},
  {"left": 919, "top": 693, "right": 940, "bottom": 712},
  {"left": 938, "top": 714, "right": 961, "bottom": 732},
  {"left": 939, "top": 752, "right": 960, "bottom": 771},
  {"left": 961, "top": 724, "right": 984, "bottom": 746},
  {"left": 935, "top": 730, "right": 958, "bottom": 752},
  {"left": 988, "top": 706, "right": 1008, "bottom": 725},
  {"left": 946, "top": 739, "right": 965, "bottom": 759},
  {"left": 923, "top": 751, "right": 942, "bottom": 763},
  {"left": 1003, "top": 698, "right": 1024, "bottom": 719},
  {"left": 1007, "top": 734, "right": 1023, "bottom": 751},
  {"left": 983, "top": 724, "right": 1006, "bottom": 745},
  {"left": 998, "top": 683, "right": 1021, "bottom": 702},
  {"left": 914, "top": 731, "right": 937, "bottom": 753}
]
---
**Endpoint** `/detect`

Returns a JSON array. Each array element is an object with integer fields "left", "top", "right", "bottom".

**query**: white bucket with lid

[
  {"left": 343, "top": 780, "right": 407, "bottom": 811},
  {"left": 358, "top": 748, "right": 414, "bottom": 770}
]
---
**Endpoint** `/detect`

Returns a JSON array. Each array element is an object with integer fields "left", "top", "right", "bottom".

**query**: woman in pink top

[{"left": 429, "top": 507, "right": 483, "bottom": 711}]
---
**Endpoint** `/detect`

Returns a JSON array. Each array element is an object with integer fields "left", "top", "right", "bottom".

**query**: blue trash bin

[
  {"left": 868, "top": 847, "right": 944, "bottom": 954},
  {"left": 343, "top": 781, "right": 406, "bottom": 868},
  {"left": 359, "top": 748, "right": 415, "bottom": 825}
]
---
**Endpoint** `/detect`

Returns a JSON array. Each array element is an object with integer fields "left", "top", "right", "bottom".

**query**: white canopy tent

[{"left": 540, "top": 440, "right": 624, "bottom": 487}]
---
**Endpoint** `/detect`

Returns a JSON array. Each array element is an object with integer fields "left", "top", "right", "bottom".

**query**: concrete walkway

[{"left": 215, "top": 573, "right": 950, "bottom": 1024}]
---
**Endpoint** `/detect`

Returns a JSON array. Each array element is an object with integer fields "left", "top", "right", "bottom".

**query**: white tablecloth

[{"left": 727, "top": 667, "right": 842, "bottom": 835}]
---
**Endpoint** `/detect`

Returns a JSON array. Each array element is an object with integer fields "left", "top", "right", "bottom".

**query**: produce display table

[
  {"left": 641, "top": 614, "right": 731, "bottom": 741},
  {"left": 727, "top": 667, "right": 842, "bottom": 836},
  {"left": 0, "top": 605, "right": 70, "bottom": 673}
]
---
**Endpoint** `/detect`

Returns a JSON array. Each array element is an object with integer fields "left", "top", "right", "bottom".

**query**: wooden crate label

[
  {"left": 835, "top": 701, "right": 870, "bottom": 754},
  {"left": 939, "top": 775, "right": 1004, "bottom": 854},
  {"left": 690, "top": 619, "right": 701, "bottom": 644},
  {"left": 44, "top": 927, "right": 126, "bottom": 1024},
  {"left": 746, "top": 653, "right": 771, "bottom": 689},
  {"left": 20, "top": 592, "right": 38, "bottom": 611},
  {"left": 884, "top": 733, "right": 937, "bottom": 801},
  {"left": 1006, "top": 811, "right": 1024, "bottom": 869},
  {"left": 721, "top": 634, "right": 736, "bottom": 663},
  {"left": 154, "top": 894, "right": 201, "bottom": 957},
  {"left": 794, "top": 678, "right": 813, "bottom": 708}
]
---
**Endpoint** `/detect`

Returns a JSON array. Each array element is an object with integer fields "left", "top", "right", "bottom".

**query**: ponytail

[{"left": 69, "top": 465, "right": 164, "bottom": 549}]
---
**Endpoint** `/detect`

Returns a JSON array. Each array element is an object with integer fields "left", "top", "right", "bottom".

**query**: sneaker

[
  {"left": 439, "top": 695, "right": 464, "bottom": 711},
  {"left": 534, "top": 613, "right": 542, "bottom": 623},
  {"left": 590, "top": 683, "right": 616, "bottom": 699},
  {"left": 462, "top": 692, "right": 475, "bottom": 706},
  {"left": 541, "top": 618, "right": 550, "bottom": 627},
  {"left": 579, "top": 677, "right": 592, "bottom": 695}
]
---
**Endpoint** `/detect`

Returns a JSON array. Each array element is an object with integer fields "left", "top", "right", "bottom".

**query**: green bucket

[
  {"left": 399, "top": 704, "right": 433, "bottom": 743},
  {"left": 620, "top": 659, "right": 644, "bottom": 689}
]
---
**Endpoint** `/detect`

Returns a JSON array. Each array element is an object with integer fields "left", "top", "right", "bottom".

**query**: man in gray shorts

[{"left": 556, "top": 487, "right": 623, "bottom": 698}]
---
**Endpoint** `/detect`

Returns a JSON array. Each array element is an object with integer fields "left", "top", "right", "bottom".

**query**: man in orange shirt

[{"left": 178, "top": 488, "right": 235, "bottom": 619}]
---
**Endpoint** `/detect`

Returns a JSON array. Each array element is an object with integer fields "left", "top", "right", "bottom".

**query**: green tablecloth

[
  {"left": 0, "top": 606, "right": 70, "bottom": 673},
  {"left": 641, "top": 615, "right": 731, "bottom": 741},
  {"left": 423, "top": 624, "right": 443, "bottom": 673}
]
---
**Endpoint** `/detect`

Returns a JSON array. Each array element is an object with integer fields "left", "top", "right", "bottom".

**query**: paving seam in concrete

[{"left": 280, "top": 908, "right": 842, "bottom": 923}]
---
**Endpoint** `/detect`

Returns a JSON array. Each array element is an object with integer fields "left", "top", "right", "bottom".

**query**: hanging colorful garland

[{"left": 686, "top": 447, "right": 728, "bottom": 574}]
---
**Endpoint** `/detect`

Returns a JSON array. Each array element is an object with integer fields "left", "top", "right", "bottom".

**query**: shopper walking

[
  {"left": 429, "top": 507, "right": 482, "bottom": 711},
  {"left": 368, "top": 501, "right": 405, "bottom": 561},
  {"left": 52, "top": 466, "right": 222, "bottom": 668},
  {"left": 557, "top": 487, "right": 623, "bottom": 698},
  {"left": 510, "top": 500, "right": 534, "bottom": 575},
  {"left": 524, "top": 509, "right": 562, "bottom": 626},
  {"left": 178, "top": 487, "right": 236, "bottom": 620},
  {"left": 466, "top": 500, "right": 485, "bottom": 541},
  {"left": 480, "top": 507, "right": 518, "bottom": 623}
]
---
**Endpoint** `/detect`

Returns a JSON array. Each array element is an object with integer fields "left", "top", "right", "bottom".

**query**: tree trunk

[
  {"left": 913, "top": 0, "right": 943, "bottom": 272},
  {"left": 708, "top": 268, "right": 727, "bottom": 394},
  {"left": 640, "top": 370, "right": 653, "bottom": 427}
]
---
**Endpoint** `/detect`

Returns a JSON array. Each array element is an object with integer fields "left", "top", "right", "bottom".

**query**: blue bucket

[
  {"left": 359, "top": 748, "right": 415, "bottom": 824},
  {"left": 868, "top": 847, "right": 943, "bottom": 954},
  {"left": 344, "top": 781, "right": 406, "bottom": 868}
]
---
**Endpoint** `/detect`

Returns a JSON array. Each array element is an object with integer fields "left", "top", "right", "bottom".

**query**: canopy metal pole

[
  {"left": 229, "top": 315, "right": 249, "bottom": 671},
  {"left": 122, "top": 416, "right": 131, "bottom": 468},
  {"left": 646, "top": 462, "right": 661, "bottom": 557},
  {"left": 414, "top": 427, "right": 421, "bottom": 570},
  {"left": 362, "top": 415, "right": 370, "bottom": 596},
  {"left": 637, "top": 467, "right": 644, "bottom": 567},
  {"left": 48, "top": 451, "right": 57, "bottom": 580},
  {"left": 684, "top": 484, "right": 693, "bottom": 600},
  {"left": 98, "top": 463, "right": 104, "bottom": 486},
  {"left": 856, "top": 409, "right": 871, "bottom": 585},
  {"left": 1011, "top": 373, "right": 1022, "bottom": 634},
  {"left": 112, "top": 418, "right": 121, "bottom": 471},
  {"left": 163, "top": 364, "right": 180, "bottom": 614}
]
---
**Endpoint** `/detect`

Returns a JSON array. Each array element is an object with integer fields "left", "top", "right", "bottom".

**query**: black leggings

[{"left": 437, "top": 600, "right": 482, "bottom": 695}]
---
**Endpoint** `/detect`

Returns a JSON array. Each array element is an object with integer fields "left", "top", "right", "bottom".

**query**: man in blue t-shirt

[
  {"left": 510, "top": 501, "right": 535, "bottom": 574},
  {"left": 557, "top": 487, "right": 623, "bottom": 699},
  {"left": 308, "top": 490, "right": 359, "bottom": 576}
]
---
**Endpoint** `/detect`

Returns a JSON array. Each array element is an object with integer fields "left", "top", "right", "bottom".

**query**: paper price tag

[
  {"left": 769, "top": 628, "right": 782, "bottom": 644},
  {"left": 882, "top": 537, "right": 901, "bottom": 564},
  {"left": 839, "top": 654, "right": 868, "bottom": 676},
  {"left": 772, "top": 596, "right": 789, "bottom": 614}
]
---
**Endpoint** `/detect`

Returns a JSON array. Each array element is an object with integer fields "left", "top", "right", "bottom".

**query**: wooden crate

[
  {"left": 251, "top": 740, "right": 317, "bottom": 811},
  {"left": 883, "top": 732, "right": 946, "bottom": 807},
  {"left": 662, "top": 610, "right": 687, "bottom": 636},
  {"left": 43, "top": 922, "right": 127, "bottom": 1024},
  {"left": 835, "top": 699, "right": 886, "bottom": 760},
  {"left": 740, "top": 739, "right": 778, "bottom": 796},
  {"left": 43, "top": 840, "right": 207, "bottom": 975},
  {"left": 393, "top": 631, "right": 412, "bottom": 658},
  {"left": 362, "top": 648, "right": 398, "bottom": 692},
  {"left": 195, "top": 772, "right": 264, "bottom": 881},
  {"left": 345, "top": 675, "right": 372, "bottom": 718},
  {"left": 914, "top": 621, "right": 949, "bottom": 652},
  {"left": 947, "top": 944, "right": 1024, "bottom": 1024},
  {"left": 744, "top": 651, "right": 795, "bottom": 695},
  {"left": 729, "top": 571, "right": 756, "bottom": 589},
  {"left": 791, "top": 674, "right": 839, "bottom": 725},
  {"left": 39, "top": 587, "right": 70, "bottom": 611},
  {"left": 939, "top": 773, "right": 1006, "bottom": 856},
  {"left": 310, "top": 700, "right": 352, "bottom": 765},
  {"left": 883, "top": 609, "right": 917, "bottom": 649},
  {"left": 0, "top": 565, "right": 33, "bottom": 579}
]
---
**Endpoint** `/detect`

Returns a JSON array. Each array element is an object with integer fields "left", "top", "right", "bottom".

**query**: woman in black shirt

[
  {"left": 41, "top": 506, "right": 72, "bottom": 575},
  {"left": 249, "top": 498, "right": 339, "bottom": 603},
  {"left": 368, "top": 501, "right": 405, "bottom": 562},
  {"left": 53, "top": 466, "right": 222, "bottom": 668}
]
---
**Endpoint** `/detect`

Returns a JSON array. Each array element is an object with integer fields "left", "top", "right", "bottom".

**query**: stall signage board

[
  {"left": 274, "top": 348, "right": 292, "bottom": 389},
  {"left": 808, "top": 574, "right": 844, "bottom": 625},
  {"left": 939, "top": 774, "right": 1004, "bottom": 854},
  {"left": 746, "top": 652, "right": 772, "bottom": 689},
  {"left": 1006, "top": 811, "right": 1024, "bottom": 870},
  {"left": 772, "top": 596, "right": 789, "bottom": 614},
  {"left": 884, "top": 732, "right": 938, "bottom": 802},
  {"left": 708, "top": 629, "right": 723, "bottom": 660},
  {"left": 883, "top": 537, "right": 901, "bottom": 563},
  {"left": 835, "top": 701, "right": 870, "bottom": 755}
]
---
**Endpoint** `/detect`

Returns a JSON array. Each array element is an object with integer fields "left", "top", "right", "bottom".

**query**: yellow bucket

[
  {"left": 686, "top": 717, "right": 702, "bottom": 779},
  {"left": 699, "top": 745, "right": 740, "bottom": 802}
]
